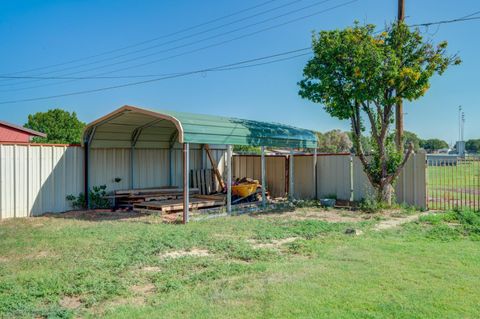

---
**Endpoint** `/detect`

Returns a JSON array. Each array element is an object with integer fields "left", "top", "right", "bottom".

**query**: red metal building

[{"left": 0, "top": 120, "right": 46, "bottom": 142}]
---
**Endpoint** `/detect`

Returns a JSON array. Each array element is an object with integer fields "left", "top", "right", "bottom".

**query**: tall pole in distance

[
  {"left": 395, "top": 0, "right": 405, "bottom": 152},
  {"left": 458, "top": 105, "right": 462, "bottom": 142}
]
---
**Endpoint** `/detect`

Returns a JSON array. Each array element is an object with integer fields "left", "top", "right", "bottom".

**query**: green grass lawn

[{"left": 1, "top": 208, "right": 480, "bottom": 318}]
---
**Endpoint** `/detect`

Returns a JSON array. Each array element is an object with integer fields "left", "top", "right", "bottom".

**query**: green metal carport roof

[{"left": 83, "top": 105, "right": 318, "bottom": 149}]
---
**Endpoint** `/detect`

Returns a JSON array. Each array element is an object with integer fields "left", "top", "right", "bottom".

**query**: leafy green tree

[
  {"left": 347, "top": 133, "right": 374, "bottom": 154},
  {"left": 403, "top": 131, "right": 421, "bottom": 151},
  {"left": 465, "top": 139, "right": 480, "bottom": 153},
  {"left": 317, "top": 130, "right": 353, "bottom": 153},
  {"left": 233, "top": 145, "right": 261, "bottom": 154},
  {"left": 298, "top": 22, "right": 459, "bottom": 203},
  {"left": 420, "top": 138, "right": 449, "bottom": 152},
  {"left": 24, "top": 109, "right": 85, "bottom": 144}
]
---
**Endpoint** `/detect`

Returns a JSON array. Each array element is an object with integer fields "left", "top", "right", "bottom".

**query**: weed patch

[{"left": 415, "top": 209, "right": 480, "bottom": 241}]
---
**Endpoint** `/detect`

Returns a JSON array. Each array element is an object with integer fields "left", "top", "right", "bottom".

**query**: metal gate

[{"left": 427, "top": 156, "right": 480, "bottom": 210}]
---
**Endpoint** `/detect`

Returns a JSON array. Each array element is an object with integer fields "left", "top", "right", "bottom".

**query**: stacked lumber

[
  {"left": 190, "top": 169, "right": 214, "bottom": 195},
  {"left": 133, "top": 194, "right": 226, "bottom": 213},
  {"left": 111, "top": 187, "right": 200, "bottom": 209}
]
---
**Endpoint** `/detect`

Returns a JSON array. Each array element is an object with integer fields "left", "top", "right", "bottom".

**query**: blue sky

[{"left": 0, "top": 0, "right": 478, "bottom": 144}]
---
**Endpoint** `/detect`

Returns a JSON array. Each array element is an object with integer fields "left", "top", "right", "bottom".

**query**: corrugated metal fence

[
  {"left": 0, "top": 144, "right": 226, "bottom": 219},
  {"left": 88, "top": 147, "right": 226, "bottom": 192},
  {"left": 233, "top": 153, "right": 427, "bottom": 208},
  {"left": 0, "top": 144, "right": 426, "bottom": 219},
  {"left": 0, "top": 144, "right": 84, "bottom": 218}
]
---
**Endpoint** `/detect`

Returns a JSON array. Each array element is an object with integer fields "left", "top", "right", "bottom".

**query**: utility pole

[{"left": 395, "top": 0, "right": 405, "bottom": 152}]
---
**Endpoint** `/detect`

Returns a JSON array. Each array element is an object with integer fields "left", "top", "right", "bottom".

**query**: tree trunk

[{"left": 377, "top": 181, "right": 394, "bottom": 205}]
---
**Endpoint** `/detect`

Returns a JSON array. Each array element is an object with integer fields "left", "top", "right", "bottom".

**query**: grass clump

[
  {"left": 418, "top": 209, "right": 480, "bottom": 240},
  {"left": 359, "top": 197, "right": 390, "bottom": 214}
]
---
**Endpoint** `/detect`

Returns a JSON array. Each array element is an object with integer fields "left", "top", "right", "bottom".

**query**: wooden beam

[
  {"left": 395, "top": 0, "right": 405, "bottom": 152},
  {"left": 205, "top": 144, "right": 226, "bottom": 191}
]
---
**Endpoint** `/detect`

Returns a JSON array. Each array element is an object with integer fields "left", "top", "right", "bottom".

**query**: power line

[
  {"left": 459, "top": 10, "right": 480, "bottom": 19},
  {"left": 4, "top": 5, "right": 475, "bottom": 104},
  {"left": 409, "top": 15, "right": 480, "bottom": 27},
  {"left": 0, "top": 0, "right": 339, "bottom": 90},
  {"left": 3, "top": 9, "right": 478, "bottom": 84},
  {"left": 0, "top": 0, "right": 281, "bottom": 76},
  {"left": 0, "top": 48, "right": 313, "bottom": 105},
  {"left": 370, "top": 9, "right": 480, "bottom": 35},
  {"left": 0, "top": 48, "right": 311, "bottom": 80},
  {"left": 1, "top": 0, "right": 305, "bottom": 84},
  {"left": 1, "top": 0, "right": 350, "bottom": 92}
]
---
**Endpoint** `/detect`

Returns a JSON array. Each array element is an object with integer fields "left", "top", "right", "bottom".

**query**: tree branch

[
  {"left": 361, "top": 102, "right": 380, "bottom": 143},
  {"left": 350, "top": 103, "right": 378, "bottom": 188},
  {"left": 387, "top": 142, "right": 414, "bottom": 185}
]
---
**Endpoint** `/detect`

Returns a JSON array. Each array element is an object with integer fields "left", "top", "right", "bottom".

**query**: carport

[{"left": 82, "top": 105, "right": 318, "bottom": 223}]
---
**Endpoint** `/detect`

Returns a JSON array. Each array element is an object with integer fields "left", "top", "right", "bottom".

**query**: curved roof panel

[{"left": 83, "top": 105, "right": 317, "bottom": 149}]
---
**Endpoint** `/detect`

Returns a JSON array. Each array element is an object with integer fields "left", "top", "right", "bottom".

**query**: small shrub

[
  {"left": 292, "top": 199, "right": 321, "bottom": 208},
  {"left": 66, "top": 185, "right": 111, "bottom": 209},
  {"left": 359, "top": 196, "right": 389, "bottom": 214},
  {"left": 426, "top": 224, "right": 461, "bottom": 241}
]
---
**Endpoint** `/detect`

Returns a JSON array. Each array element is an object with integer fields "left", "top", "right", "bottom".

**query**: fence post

[
  {"left": 413, "top": 153, "right": 417, "bottom": 207},
  {"left": 289, "top": 149, "right": 294, "bottom": 200},
  {"left": 227, "top": 145, "right": 232, "bottom": 214},
  {"left": 349, "top": 155, "right": 354, "bottom": 202},
  {"left": 182, "top": 143, "right": 190, "bottom": 224},
  {"left": 313, "top": 148, "right": 317, "bottom": 199},
  {"left": 0, "top": 145, "right": 2, "bottom": 220},
  {"left": 261, "top": 146, "right": 266, "bottom": 207}
]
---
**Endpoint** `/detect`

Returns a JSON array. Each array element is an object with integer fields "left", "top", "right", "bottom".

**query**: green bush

[{"left": 66, "top": 185, "right": 111, "bottom": 209}]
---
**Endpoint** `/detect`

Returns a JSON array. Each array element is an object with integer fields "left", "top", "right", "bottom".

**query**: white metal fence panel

[
  {"left": 0, "top": 144, "right": 226, "bottom": 219},
  {"left": 316, "top": 155, "right": 352, "bottom": 200},
  {"left": 350, "top": 153, "right": 426, "bottom": 207},
  {"left": 89, "top": 148, "right": 132, "bottom": 191},
  {"left": 89, "top": 147, "right": 226, "bottom": 192},
  {"left": 0, "top": 144, "right": 425, "bottom": 219},
  {"left": 351, "top": 157, "right": 375, "bottom": 201},
  {"left": 0, "top": 144, "right": 84, "bottom": 218}
]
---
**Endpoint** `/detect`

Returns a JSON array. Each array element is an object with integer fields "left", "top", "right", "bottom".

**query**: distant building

[
  {"left": 437, "top": 148, "right": 451, "bottom": 154},
  {"left": 0, "top": 120, "right": 46, "bottom": 143},
  {"left": 455, "top": 141, "right": 466, "bottom": 157}
]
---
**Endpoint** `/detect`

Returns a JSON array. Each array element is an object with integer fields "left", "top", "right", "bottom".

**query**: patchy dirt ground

[
  {"left": 158, "top": 248, "right": 210, "bottom": 259},
  {"left": 43, "top": 209, "right": 148, "bottom": 221},
  {"left": 24, "top": 207, "right": 428, "bottom": 232},
  {"left": 253, "top": 209, "right": 366, "bottom": 223},
  {"left": 247, "top": 237, "right": 299, "bottom": 249},
  {"left": 373, "top": 212, "right": 431, "bottom": 231},
  {"left": 139, "top": 266, "right": 162, "bottom": 273},
  {"left": 131, "top": 283, "right": 155, "bottom": 295},
  {"left": 59, "top": 296, "right": 82, "bottom": 310}
]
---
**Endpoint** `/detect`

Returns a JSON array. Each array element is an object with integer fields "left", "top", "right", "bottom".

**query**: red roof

[{"left": 0, "top": 120, "right": 46, "bottom": 138}]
